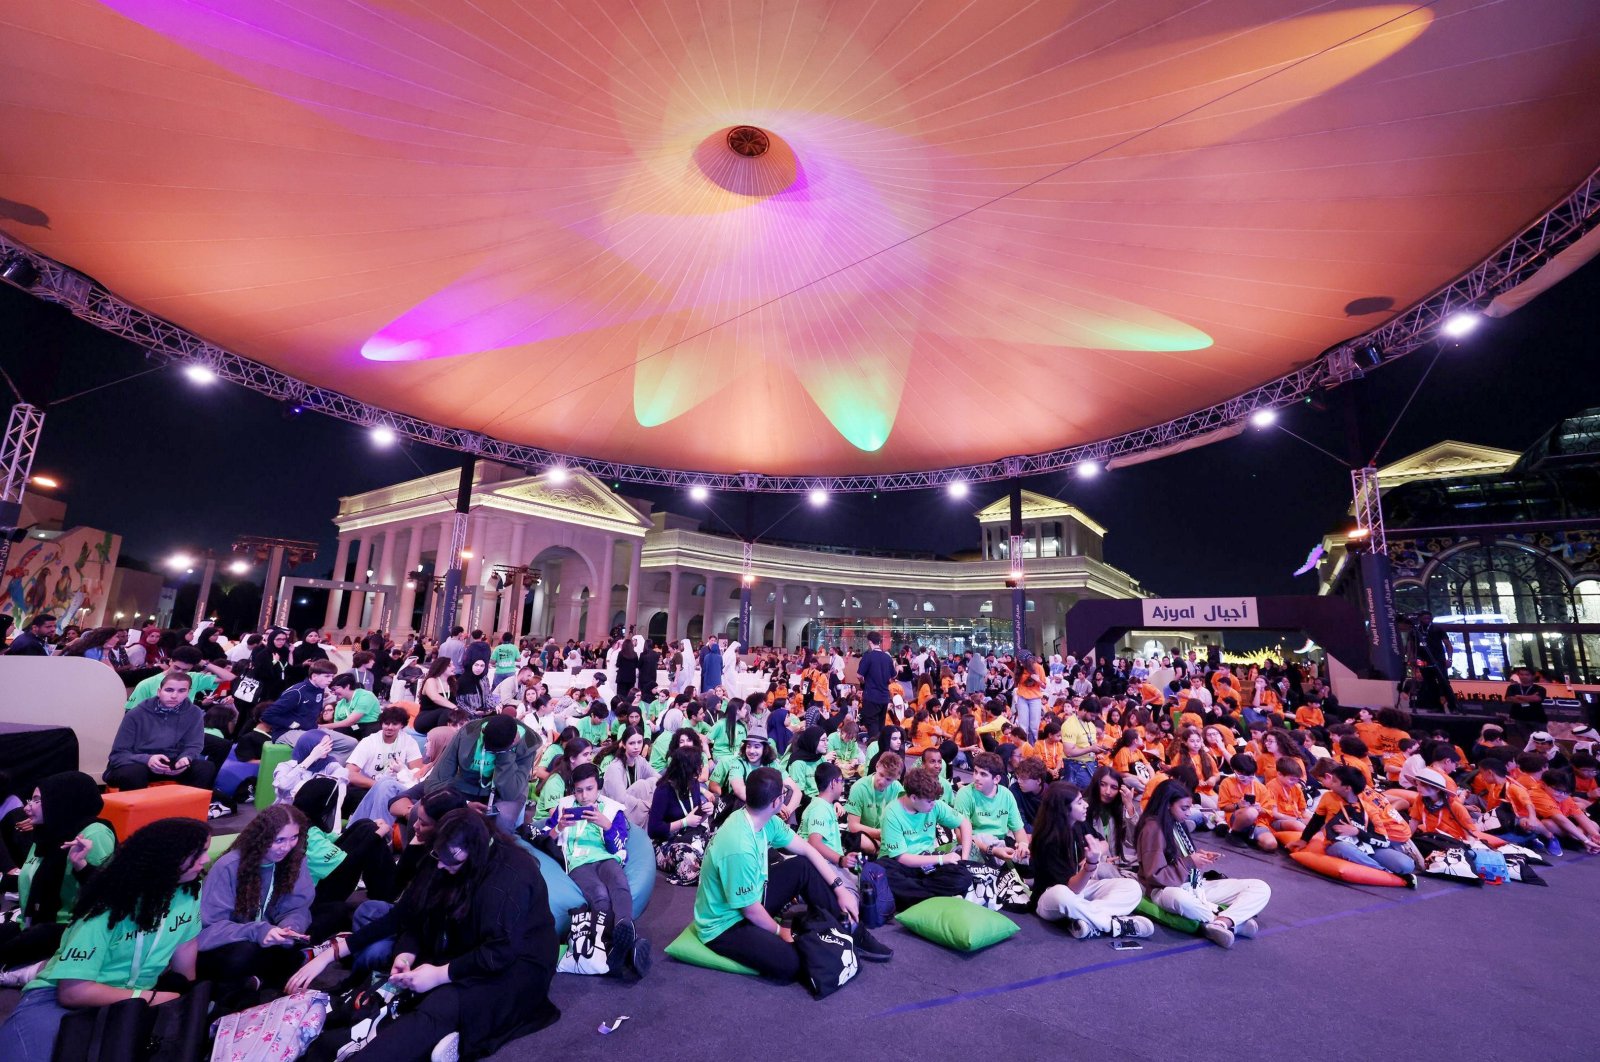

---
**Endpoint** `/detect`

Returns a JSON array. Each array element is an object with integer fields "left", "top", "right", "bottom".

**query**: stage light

[
  {"left": 460, "top": 549, "right": 474, "bottom": 559},
  {"left": 29, "top": 475, "right": 59, "bottom": 489},
  {"left": 547, "top": 466, "right": 570, "bottom": 484},
  {"left": 166, "top": 553, "right": 195, "bottom": 570},
  {"left": 689, "top": 484, "right": 710, "bottom": 502},
  {"left": 365, "top": 568, "right": 375, "bottom": 578},
  {"left": 370, "top": 424, "right": 397, "bottom": 447},
  {"left": 947, "top": 480, "right": 969, "bottom": 499},
  {"left": 1075, "top": 460, "right": 1100, "bottom": 479},
  {"left": 228, "top": 559, "right": 250, "bottom": 575},
  {"left": 808, "top": 488, "right": 829, "bottom": 507},
  {"left": 0, "top": 254, "right": 40, "bottom": 288},
  {"left": 1441, "top": 312, "right": 1479, "bottom": 338},
  {"left": 741, "top": 574, "right": 754, "bottom": 586},
  {"left": 1249, "top": 409, "right": 1277, "bottom": 428},
  {"left": 183, "top": 363, "right": 217, "bottom": 385}
]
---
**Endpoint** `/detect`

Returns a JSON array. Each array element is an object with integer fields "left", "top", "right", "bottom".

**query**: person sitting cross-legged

[
  {"left": 694, "top": 767, "right": 888, "bottom": 982},
  {"left": 1031, "top": 781, "right": 1152, "bottom": 940},
  {"left": 105, "top": 669, "right": 219, "bottom": 792}
]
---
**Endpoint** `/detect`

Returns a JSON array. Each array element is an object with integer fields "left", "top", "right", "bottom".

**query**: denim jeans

[
  {"left": 351, "top": 900, "right": 395, "bottom": 973},
  {"left": 1013, "top": 696, "right": 1043, "bottom": 740},
  {"left": 1328, "top": 839, "right": 1415, "bottom": 875},
  {"left": 0, "top": 987, "right": 69, "bottom": 1062}
]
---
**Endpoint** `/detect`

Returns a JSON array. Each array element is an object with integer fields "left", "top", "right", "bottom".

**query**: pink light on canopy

[{"left": 3, "top": 1, "right": 1600, "bottom": 476}]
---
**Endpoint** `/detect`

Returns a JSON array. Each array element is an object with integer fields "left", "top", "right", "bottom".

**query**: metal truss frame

[{"left": 3, "top": 166, "right": 1597, "bottom": 493}]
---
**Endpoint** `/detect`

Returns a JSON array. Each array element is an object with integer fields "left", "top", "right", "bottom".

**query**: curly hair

[
  {"left": 74, "top": 817, "right": 211, "bottom": 932},
  {"left": 226, "top": 804, "right": 308, "bottom": 921}
]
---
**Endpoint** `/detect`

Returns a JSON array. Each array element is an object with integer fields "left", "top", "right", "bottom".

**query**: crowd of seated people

[{"left": 2, "top": 615, "right": 1595, "bottom": 1058}]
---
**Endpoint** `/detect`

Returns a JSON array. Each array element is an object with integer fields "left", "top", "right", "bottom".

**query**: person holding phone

[
  {"left": 196, "top": 805, "right": 314, "bottom": 1010},
  {"left": 104, "top": 669, "right": 217, "bottom": 792},
  {"left": 545, "top": 763, "right": 650, "bottom": 978}
]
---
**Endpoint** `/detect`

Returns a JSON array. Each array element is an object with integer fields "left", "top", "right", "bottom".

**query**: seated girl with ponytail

[
  {"left": 1031, "top": 781, "right": 1151, "bottom": 941},
  {"left": 1135, "top": 780, "right": 1271, "bottom": 950}
]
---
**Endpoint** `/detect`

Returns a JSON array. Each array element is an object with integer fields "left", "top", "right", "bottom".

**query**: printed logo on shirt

[{"left": 61, "top": 945, "right": 96, "bottom": 963}]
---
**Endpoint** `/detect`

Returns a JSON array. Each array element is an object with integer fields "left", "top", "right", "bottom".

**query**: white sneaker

[
  {"left": 430, "top": 1032, "right": 459, "bottom": 1062},
  {"left": 1067, "top": 919, "right": 1096, "bottom": 939},
  {"left": 0, "top": 960, "right": 46, "bottom": 987}
]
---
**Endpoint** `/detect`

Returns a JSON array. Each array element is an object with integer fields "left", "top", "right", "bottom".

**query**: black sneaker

[
  {"left": 851, "top": 924, "right": 893, "bottom": 962},
  {"left": 627, "top": 938, "right": 652, "bottom": 980},
  {"left": 608, "top": 918, "right": 636, "bottom": 976}
]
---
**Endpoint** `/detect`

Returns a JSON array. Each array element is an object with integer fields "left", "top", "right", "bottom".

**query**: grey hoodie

[
  {"left": 108, "top": 698, "right": 204, "bottom": 770},
  {"left": 196, "top": 849, "right": 313, "bottom": 950}
]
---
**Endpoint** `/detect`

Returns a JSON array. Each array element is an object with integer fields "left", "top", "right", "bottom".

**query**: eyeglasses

[{"left": 430, "top": 845, "right": 467, "bottom": 870}]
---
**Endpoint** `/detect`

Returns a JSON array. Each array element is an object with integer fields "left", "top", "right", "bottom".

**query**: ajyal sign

[{"left": 1141, "top": 598, "right": 1259, "bottom": 627}]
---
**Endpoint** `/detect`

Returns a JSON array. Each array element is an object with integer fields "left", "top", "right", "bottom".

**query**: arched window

[{"left": 1421, "top": 543, "right": 1573, "bottom": 624}]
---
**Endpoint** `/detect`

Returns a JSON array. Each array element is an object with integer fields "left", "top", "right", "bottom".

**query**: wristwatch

[{"left": 831, "top": 875, "right": 846, "bottom": 889}]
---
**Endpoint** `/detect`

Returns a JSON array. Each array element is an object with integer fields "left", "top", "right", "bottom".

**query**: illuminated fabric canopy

[{"left": 3, "top": 1, "right": 1599, "bottom": 477}]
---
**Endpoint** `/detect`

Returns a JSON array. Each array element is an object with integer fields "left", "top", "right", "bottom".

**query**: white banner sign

[{"left": 1141, "top": 597, "right": 1259, "bottom": 627}]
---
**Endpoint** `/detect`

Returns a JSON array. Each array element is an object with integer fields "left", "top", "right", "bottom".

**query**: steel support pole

[{"left": 436, "top": 456, "right": 474, "bottom": 642}]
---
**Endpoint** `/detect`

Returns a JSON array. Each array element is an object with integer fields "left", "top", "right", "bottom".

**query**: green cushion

[
  {"left": 254, "top": 743, "right": 293, "bottom": 810},
  {"left": 896, "top": 897, "right": 1019, "bottom": 952},
  {"left": 1135, "top": 897, "right": 1202, "bottom": 935},
  {"left": 664, "top": 925, "right": 758, "bottom": 976}
]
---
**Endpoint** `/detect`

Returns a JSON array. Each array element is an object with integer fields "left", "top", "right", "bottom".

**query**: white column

[
  {"left": 622, "top": 539, "right": 643, "bottom": 634},
  {"left": 463, "top": 517, "right": 488, "bottom": 631},
  {"left": 394, "top": 522, "right": 425, "bottom": 636},
  {"left": 665, "top": 569, "right": 682, "bottom": 644},
  {"left": 1068, "top": 519, "right": 1080, "bottom": 557},
  {"left": 587, "top": 536, "right": 616, "bottom": 643},
  {"left": 506, "top": 522, "right": 527, "bottom": 637},
  {"left": 364, "top": 531, "right": 392, "bottom": 630},
  {"left": 772, "top": 582, "right": 785, "bottom": 650},
  {"left": 323, "top": 533, "right": 353, "bottom": 631},
  {"left": 346, "top": 535, "right": 375, "bottom": 632}
]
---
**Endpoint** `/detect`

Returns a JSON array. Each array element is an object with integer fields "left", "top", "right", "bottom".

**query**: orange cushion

[{"left": 101, "top": 785, "right": 210, "bottom": 840}]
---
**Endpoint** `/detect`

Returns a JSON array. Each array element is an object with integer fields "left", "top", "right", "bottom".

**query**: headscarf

[
  {"left": 138, "top": 626, "right": 166, "bottom": 666},
  {"left": 292, "top": 776, "right": 340, "bottom": 833},
  {"left": 293, "top": 729, "right": 338, "bottom": 775},
  {"left": 22, "top": 771, "right": 108, "bottom": 925}
]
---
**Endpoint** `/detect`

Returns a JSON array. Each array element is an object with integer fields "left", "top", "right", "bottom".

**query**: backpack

[
  {"left": 858, "top": 861, "right": 895, "bottom": 929},
  {"left": 792, "top": 911, "right": 860, "bottom": 999}
]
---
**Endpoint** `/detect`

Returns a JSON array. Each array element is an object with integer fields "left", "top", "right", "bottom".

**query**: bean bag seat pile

[{"left": 896, "top": 897, "right": 1018, "bottom": 952}]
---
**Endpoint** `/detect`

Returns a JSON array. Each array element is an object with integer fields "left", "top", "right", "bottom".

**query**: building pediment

[
  {"left": 1376, "top": 441, "right": 1519, "bottom": 488},
  {"left": 975, "top": 490, "right": 1106, "bottom": 536},
  {"left": 488, "top": 470, "right": 652, "bottom": 532}
]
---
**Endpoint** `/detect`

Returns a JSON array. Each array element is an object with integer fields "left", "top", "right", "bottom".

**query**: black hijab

[{"left": 23, "top": 771, "right": 109, "bottom": 925}]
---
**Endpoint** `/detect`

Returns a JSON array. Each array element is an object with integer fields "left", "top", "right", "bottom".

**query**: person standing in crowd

[
  {"left": 3, "top": 614, "right": 55, "bottom": 656},
  {"left": 0, "top": 819, "right": 212, "bottom": 1062},
  {"left": 106, "top": 670, "right": 218, "bottom": 791},
  {"left": 250, "top": 627, "right": 296, "bottom": 703},
  {"left": 693, "top": 767, "right": 882, "bottom": 981},
  {"left": 1504, "top": 665, "right": 1548, "bottom": 728},
  {"left": 857, "top": 631, "right": 896, "bottom": 742},
  {"left": 698, "top": 636, "right": 724, "bottom": 693},
  {"left": 437, "top": 627, "right": 468, "bottom": 671},
  {"left": 1412, "top": 612, "right": 1459, "bottom": 713},
  {"left": 638, "top": 637, "right": 660, "bottom": 702}
]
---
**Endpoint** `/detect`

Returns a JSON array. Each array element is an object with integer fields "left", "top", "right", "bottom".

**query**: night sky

[{"left": 2, "top": 253, "right": 1597, "bottom": 616}]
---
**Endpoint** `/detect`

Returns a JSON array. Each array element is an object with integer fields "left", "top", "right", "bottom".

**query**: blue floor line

[{"left": 876, "top": 851, "right": 1591, "bottom": 1017}]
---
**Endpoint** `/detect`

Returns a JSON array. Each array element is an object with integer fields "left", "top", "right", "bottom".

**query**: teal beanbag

[
  {"left": 517, "top": 838, "right": 587, "bottom": 937},
  {"left": 624, "top": 823, "right": 655, "bottom": 920},
  {"left": 897, "top": 897, "right": 1019, "bottom": 952},
  {"left": 664, "top": 924, "right": 758, "bottom": 976}
]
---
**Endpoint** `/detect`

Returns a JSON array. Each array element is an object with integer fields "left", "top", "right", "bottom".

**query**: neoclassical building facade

[{"left": 323, "top": 464, "right": 1152, "bottom": 655}]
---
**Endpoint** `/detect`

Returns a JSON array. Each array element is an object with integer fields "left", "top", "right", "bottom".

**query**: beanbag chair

[
  {"left": 1135, "top": 897, "right": 1202, "bottom": 935},
  {"left": 624, "top": 822, "right": 656, "bottom": 920},
  {"left": 896, "top": 897, "right": 1018, "bottom": 952},
  {"left": 516, "top": 838, "right": 586, "bottom": 937},
  {"left": 664, "top": 924, "right": 758, "bottom": 976}
]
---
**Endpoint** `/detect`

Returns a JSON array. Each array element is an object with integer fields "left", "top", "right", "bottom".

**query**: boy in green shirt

[
  {"left": 490, "top": 634, "right": 520, "bottom": 683},
  {"left": 845, "top": 752, "right": 904, "bottom": 856},
  {"left": 328, "top": 673, "right": 382, "bottom": 738},
  {"left": 801, "top": 763, "right": 859, "bottom": 885},
  {"left": 952, "top": 751, "right": 1029, "bottom": 864},
  {"left": 123, "top": 648, "right": 220, "bottom": 709},
  {"left": 693, "top": 767, "right": 885, "bottom": 982},
  {"left": 876, "top": 766, "right": 976, "bottom": 909}
]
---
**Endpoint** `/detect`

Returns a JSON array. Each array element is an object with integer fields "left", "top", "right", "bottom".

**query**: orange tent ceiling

[{"left": 3, "top": 0, "right": 1599, "bottom": 475}]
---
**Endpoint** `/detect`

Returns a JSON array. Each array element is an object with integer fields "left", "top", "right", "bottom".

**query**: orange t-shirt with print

[
  {"left": 1265, "top": 777, "right": 1306, "bottom": 819},
  {"left": 1294, "top": 704, "right": 1325, "bottom": 729},
  {"left": 1216, "top": 775, "right": 1269, "bottom": 816}
]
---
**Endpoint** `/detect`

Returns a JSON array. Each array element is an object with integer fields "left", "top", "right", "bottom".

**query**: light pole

[{"left": 167, "top": 549, "right": 218, "bottom": 630}]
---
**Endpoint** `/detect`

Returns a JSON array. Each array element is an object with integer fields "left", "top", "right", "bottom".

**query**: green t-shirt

[
  {"left": 693, "top": 810, "right": 794, "bottom": 942},
  {"left": 575, "top": 716, "right": 612, "bottom": 746},
  {"left": 711, "top": 756, "right": 757, "bottom": 791},
  {"left": 302, "top": 826, "right": 347, "bottom": 883},
  {"left": 846, "top": 777, "right": 903, "bottom": 831},
  {"left": 953, "top": 784, "right": 1025, "bottom": 839},
  {"left": 828, "top": 733, "right": 862, "bottom": 766},
  {"left": 18, "top": 822, "right": 116, "bottom": 925},
  {"left": 553, "top": 797, "right": 625, "bottom": 870},
  {"left": 539, "top": 743, "right": 564, "bottom": 771},
  {"left": 125, "top": 671, "right": 218, "bottom": 710},
  {"left": 334, "top": 688, "right": 382, "bottom": 724},
  {"left": 28, "top": 890, "right": 202, "bottom": 992},
  {"left": 711, "top": 721, "right": 747, "bottom": 764},
  {"left": 801, "top": 796, "right": 843, "bottom": 855},
  {"left": 649, "top": 730, "right": 675, "bottom": 773},
  {"left": 490, "top": 644, "right": 519, "bottom": 678},
  {"left": 879, "top": 798, "right": 966, "bottom": 858},
  {"left": 534, "top": 773, "right": 567, "bottom": 822},
  {"left": 784, "top": 756, "right": 821, "bottom": 798}
]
